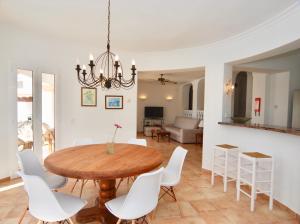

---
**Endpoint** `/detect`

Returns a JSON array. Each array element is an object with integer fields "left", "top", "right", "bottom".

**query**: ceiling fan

[{"left": 157, "top": 74, "right": 177, "bottom": 85}]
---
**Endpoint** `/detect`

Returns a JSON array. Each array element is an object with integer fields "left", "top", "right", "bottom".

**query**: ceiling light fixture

[
  {"left": 75, "top": 0, "right": 136, "bottom": 89},
  {"left": 139, "top": 95, "right": 147, "bottom": 100},
  {"left": 166, "top": 96, "right": 174, "bottom": 100}
]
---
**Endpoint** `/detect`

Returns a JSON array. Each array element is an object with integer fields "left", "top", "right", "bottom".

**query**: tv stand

[{"left": 143, "top": 117, "right": 164, "bottom": 137}]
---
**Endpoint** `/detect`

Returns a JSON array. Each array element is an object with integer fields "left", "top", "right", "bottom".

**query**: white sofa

[{"left": 164, "top": 116, "right": 201, "bottom": 143}]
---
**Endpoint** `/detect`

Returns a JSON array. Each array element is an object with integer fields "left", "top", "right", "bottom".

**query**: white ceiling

[{"left": 0, "top": 0, "right": 297, "bottom": 52}]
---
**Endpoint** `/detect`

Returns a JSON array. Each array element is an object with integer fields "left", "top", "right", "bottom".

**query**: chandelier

[{"left": 75, "top": 0, "right": 136, "bottom": 89}]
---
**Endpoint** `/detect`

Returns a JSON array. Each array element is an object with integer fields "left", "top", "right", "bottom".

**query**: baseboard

[
  {"left": 201, "top": 168, "right": 300, "bottom": 218},
  {"left": 0, "top": 177, "right": 10, "bottom": 183}
]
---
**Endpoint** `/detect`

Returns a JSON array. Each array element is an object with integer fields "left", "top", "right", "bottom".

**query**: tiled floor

[{"left": 0, "top": 135, "right": 298, "bottom": 224}]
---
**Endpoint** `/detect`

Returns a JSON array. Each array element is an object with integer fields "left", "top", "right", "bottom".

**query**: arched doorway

[{"left": 233, "top": 71, "right": 253, "bottom": 118}]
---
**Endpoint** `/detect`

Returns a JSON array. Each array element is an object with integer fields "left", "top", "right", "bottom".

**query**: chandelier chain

[{"left": 107, "top": 0, "right": 111, "bottom": 47}]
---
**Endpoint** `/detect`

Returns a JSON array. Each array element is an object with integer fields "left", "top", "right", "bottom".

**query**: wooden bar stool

[
  {"left": 211, "top": 144, "right": 239, "bottom": 192},
  {"left": 236, "top": 152, "right": 274, "bottom": 212}
]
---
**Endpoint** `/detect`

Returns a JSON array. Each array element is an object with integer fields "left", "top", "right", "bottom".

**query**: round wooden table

[{"left": 44, "top": 143, "right": 163, "bottom": 224}]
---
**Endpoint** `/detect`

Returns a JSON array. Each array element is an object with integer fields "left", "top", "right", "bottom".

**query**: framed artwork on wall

[
  {"left": 105, "top": 95, "right": 123, "bottom": 109},
  {"left": 81, "top": 87, "right": 97, "bottom": 107}
]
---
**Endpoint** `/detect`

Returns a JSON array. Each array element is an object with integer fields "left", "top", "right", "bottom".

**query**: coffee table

[{"left": 157, "top": 130, "right": 171, "bottom": 142}]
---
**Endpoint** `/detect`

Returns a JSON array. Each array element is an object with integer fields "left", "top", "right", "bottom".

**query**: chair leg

[
  {"left": 68, "top": 218, "right": 74, "bottom": 224},
  {"left": 159, "top": 186, "right": 176, "bottom": 201},
  {"left": 149, "top": 209, "right": 156, "bottom": 220},
  {"left": 116, "top": 178, "right": 123, "bottom": 191},
  {"left": 170, "top": 187, "right": 177, "bottom": 201},
  {"left": 79, "top": 180, "right": 85, "bottom": 197},
  {"left": 146, "top": 215, "right": 152, "bottom": 224},
  {"left": 71, "top": 179, "right": 79, "bottom": 193},
  {"left": 18, "top": 205, "right": 28, "bottom": 224},
  {"left": 116, "top": 219, "right": 122, "bottom": 224}
]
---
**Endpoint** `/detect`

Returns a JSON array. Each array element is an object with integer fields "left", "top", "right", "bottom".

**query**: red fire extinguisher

[{"left": 254, "top": 98, "right": 261, "bottom": 116}]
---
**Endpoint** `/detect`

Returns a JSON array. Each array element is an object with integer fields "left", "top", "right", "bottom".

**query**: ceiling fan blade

[{"left": 164, "top": 79, "right": 177, "bottom": 84}]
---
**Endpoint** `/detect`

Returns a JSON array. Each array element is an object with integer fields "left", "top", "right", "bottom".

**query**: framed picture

[
  {"left": 105, "top": 95, "right": 123, "bottom": 109},
  {"left": 81, "top": 87, "right": 97, "bottom": 107}
]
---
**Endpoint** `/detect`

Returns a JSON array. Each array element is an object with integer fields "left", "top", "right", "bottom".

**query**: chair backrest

[
  {"left": 164, "top": 146, "right": 188, "bottom": 185},
  {"left": 16, "top": 150, "right": 45, "bottom": 179},
  {"left": 119, "top": 167, "right": 163, "bottom": 219},
  {"left": 17, "top": 171, "right": 67, "bottom": 222},
  {"left": 127, "top": 138, "right": 147, "bottom": 147},
  {"left": 73, "top": 138, "right": 94, "bottom": 146}
]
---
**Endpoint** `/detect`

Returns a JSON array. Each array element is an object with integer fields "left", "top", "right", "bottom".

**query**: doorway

[
  {"left": 17, "top": 69, "right": 34, "bottom": 151},
  {"left": 42, "top": 73, "right": 55, "bottom": 159}
]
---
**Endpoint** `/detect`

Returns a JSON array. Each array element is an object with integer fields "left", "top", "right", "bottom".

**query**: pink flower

[{"left": 114, "top": 123, "right": 122, "bottom": 129}]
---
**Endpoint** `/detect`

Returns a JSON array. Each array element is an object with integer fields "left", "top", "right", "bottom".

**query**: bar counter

[{"left": 218, "top": 121, "right": 300, "bottom": 137}]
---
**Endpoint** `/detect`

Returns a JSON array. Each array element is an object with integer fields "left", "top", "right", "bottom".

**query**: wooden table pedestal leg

[{"left": 76, "top": 179, "right": 117, "bottom": 224}]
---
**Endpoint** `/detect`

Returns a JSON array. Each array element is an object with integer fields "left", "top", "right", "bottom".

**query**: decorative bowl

[{"left": 231, "top": 117, "right": 251, "bottom": 124}]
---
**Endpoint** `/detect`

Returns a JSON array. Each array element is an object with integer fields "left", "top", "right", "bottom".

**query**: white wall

[
  {"left": 137, "top": 81, "right": 180, "bottom": 132},
  {"left": 1, "top": 2, "right": 300, "bottom": 214},
  {"left": 265, "top": 72, "right": 290, "bottom": 126},
  {"left": 0, "top": 24, "right": 137, "bottom": 178}
]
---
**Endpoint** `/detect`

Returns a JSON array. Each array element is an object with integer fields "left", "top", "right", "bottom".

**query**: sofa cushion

[
  {"left": 164, "top": 126, "right": 181, "bottom": 136},
  {"left": 174, "top": 116, "right": 199, "bottom": 129}
]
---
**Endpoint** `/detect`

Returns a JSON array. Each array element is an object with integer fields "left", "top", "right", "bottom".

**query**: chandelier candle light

[{"left": 76, "top": 0, "right": 137, "bottom": 89}]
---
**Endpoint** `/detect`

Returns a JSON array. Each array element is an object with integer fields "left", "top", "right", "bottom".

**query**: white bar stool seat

[
  {"left": 211, "top": 144, "right": 239, "bottom": 192},
  {"left": 236, "top": 152, "right": 274, "bottom": 212}
]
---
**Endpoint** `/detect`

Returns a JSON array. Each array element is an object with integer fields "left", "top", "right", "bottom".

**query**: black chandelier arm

[
  {"left": 116, "top": 76, "right": 136, "bottom": 88},
  {"left": 75, "top": 0, "right": 137, "bottom": 90}
]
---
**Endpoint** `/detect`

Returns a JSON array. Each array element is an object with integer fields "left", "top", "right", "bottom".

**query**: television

[{"left": 144, "top": 107, "right": 163, "bottom": 118}]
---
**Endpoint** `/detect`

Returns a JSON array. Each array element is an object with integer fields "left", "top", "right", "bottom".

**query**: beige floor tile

[
  {"left": 178, "top": 201, "right": 199, "bottom": 217},
  {"left": 156, "top": 201, "right": 181, "bottom": 218},
  {"left": 198, "top": 210, "right": 232, "bottom": 224},
  {"left": 191, "top": 199, "right": 217, "bottom": 212}
]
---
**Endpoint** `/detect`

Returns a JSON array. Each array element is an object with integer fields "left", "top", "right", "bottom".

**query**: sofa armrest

[
  {"left": 180, "top": 128, "right": 202, "bottom": 141},
  {"left": 163, "top": 123, "right": 174, "bottom": 129}
]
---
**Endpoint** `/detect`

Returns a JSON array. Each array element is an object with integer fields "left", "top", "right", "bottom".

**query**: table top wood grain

[{"left": 44, "top": 143, "right": 163, "bottom": 180}]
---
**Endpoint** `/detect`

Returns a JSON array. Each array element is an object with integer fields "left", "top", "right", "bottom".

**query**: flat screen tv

[{"left": 144, "top": 107, "right": 163, "bottom": 118}]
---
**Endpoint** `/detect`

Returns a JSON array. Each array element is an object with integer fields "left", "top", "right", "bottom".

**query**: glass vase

[{"left": 106, "top": 142, "right": 115, "bottom": 154}]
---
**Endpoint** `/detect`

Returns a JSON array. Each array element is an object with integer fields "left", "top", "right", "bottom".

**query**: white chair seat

[
  {"left": 54, "top": 192, "right": 87, "bottom": 216},
  {"left": 105, "top": 168, "right": 163, "bottom": 222},
  {"left": 105, "top": 195, "right": 127, "bottom": 218},
  {"left": 18, "top": 172, "right": 87, "bottom": 223},
  {"left": 45, "top": 173, "right": 68, "bottom": 190},
  {"left": 161, "top": 171, "right": 178, "bottom": 187}
]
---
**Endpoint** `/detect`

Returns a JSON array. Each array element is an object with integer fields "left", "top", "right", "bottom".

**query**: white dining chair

[
  {"left": 71, "top": 138, "right": 97, "bottom": 197},
  {"left": 17, "top": 149, "right": 67, "bottom": 189},
  {"left": 159, "top": 146, "right": 187, "bottom": 201},
  {"left": 16, "top": 150, "right": 68, "bottom": 224},
  {"left": 18, "top": 171, "right": 87, "bottom": 224},
  {"left": 116, "top": 138, "right": 147, "bottom": 191},
  {"left": 105, "top": 168, "right": 164, "bottom": 224}
]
